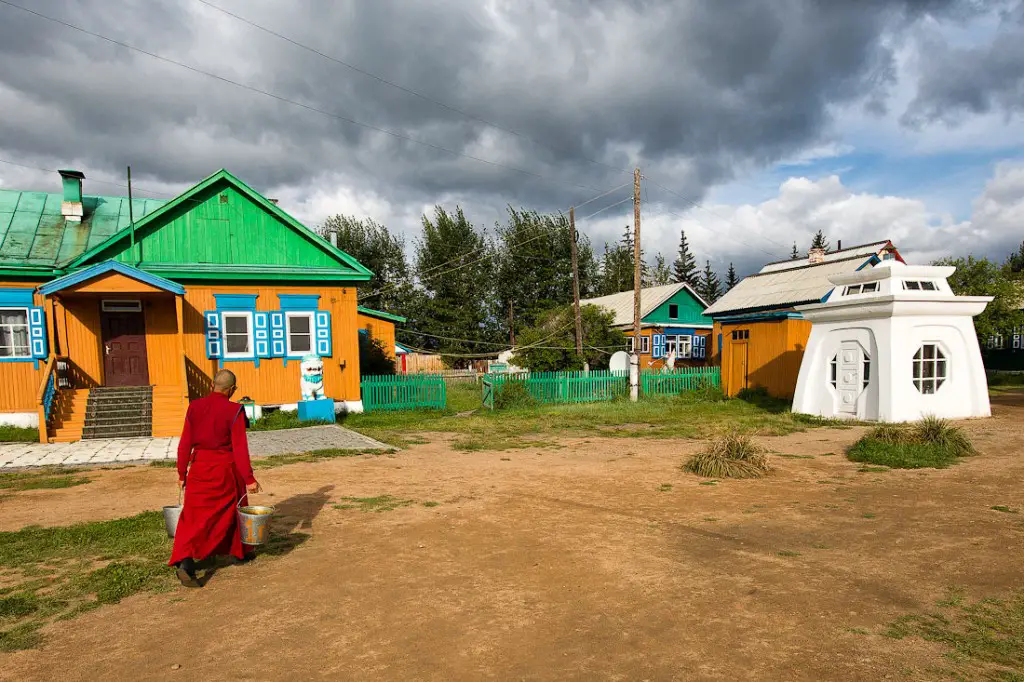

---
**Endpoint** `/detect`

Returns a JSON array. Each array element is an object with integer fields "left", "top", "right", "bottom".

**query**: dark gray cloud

[
  {"left": 0, "top": 0, "right": 994, "bottom": 268},
  {"left": 904, "top": 1, "right": 1024, "bottom": 126}
]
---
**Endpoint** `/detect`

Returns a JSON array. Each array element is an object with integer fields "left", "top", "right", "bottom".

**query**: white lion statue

[{"left": 300, "top": 354, "right": 325, "bottom": 401}]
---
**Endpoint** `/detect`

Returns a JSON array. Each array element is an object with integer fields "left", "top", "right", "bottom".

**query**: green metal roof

[
  {"left": 0, "top": 190, "right": 166, "bottom": 269},
  {"left": 357, "top": 306, "right": 407, "bottom": 323}
]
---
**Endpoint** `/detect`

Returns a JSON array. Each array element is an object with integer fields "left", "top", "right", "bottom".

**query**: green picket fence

[
  {"left": 361, "top": 374, "right": 447, "bottom": 412},
  {"left": 482, "top": 367, "right": 719, "bottom": 408},
  {"left": 641, "top": 366, "right": 721, "bottom": 396}
]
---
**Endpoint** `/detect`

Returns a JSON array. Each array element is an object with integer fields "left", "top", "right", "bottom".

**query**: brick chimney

[
  {"left": 808, "top": 247, "right": 826, "bottom": 264},
  {"left": 58, "top": 169, "right": 85, "bottom": 222}
]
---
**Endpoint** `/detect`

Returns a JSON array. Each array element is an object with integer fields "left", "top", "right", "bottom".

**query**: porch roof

[{"left": 37, "top": 260, "right": 185, "bottom": 296}]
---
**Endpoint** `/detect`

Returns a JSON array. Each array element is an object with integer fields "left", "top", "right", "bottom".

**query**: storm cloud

[{"left": 0, "top": 0, "right": 1017, "bottom": 272}]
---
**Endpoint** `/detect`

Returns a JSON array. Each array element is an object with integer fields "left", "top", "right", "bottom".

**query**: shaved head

[{"left": 213, "top": 369, "right": 237, "bottom": 394}]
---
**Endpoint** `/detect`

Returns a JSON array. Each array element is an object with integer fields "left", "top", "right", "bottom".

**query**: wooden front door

[
  {"left": 101, "top": 311, "right": 150, "bottom": 387},
  {"left": 836, "top": 342, "right": 862, "bottom": 416},
  {"left": 729, "top": 342, "right": 748, "bottom": 396}
]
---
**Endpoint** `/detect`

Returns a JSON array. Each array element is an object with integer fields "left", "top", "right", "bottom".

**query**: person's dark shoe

[{"left": 175, "top": 558, "right": 201, "bottom": 588}]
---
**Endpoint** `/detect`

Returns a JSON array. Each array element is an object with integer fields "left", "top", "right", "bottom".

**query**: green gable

[
  {"left": 642, "top": 285, "right": 711, "bottom": 327},
  {"left": 72, "top": 170, "right": 371, "bottom": 282}
]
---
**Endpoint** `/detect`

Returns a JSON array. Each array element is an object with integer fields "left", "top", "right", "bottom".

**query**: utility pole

[
  {"left": 569, "top": 207, "right": 584, "bottom": 364},
  {"left": 630, "top": 168, "right": 641, "bottom": 402}
]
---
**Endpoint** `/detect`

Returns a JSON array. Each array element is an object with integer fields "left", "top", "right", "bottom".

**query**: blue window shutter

[
  {"left": 204, "top": 311, "right": 222, "bottom": 359},
  {"left": 270, "top": 312, "right": 286, "bottom": 357},
  {"left": 652, "top": 334, "right": 665, "bottom": 359},
  {"left": 315, "top": 310, "right": 332, "bottom": 357},
  {"left": 694, "top": 335, "right": 706, "bottom": 359},
  {"left": 29, "top": 306, "right": 47, "bottom": 359},
  {"left": 254, "top": 312, "right": 270, "bottom": 358}
]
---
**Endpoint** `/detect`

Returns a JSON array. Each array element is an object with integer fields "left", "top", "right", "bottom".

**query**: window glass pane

[
  {"left": 905, "top": 281, "right": 920, "bottom": 290},
  {"left": 913, "top": 361, "right": 922, "bottom": 379},
  {"left": 289, "top": 316, "right": 311, "bottom": 334},
  {"left": 936, "top": 360, "right": 946, "bottom": 379},
  {"left": 226, "top": 334, "right": 249, "bottom": 354},
  {"left": 225, "top": 316, "right": 248, "bottom": 334},
  {"left": 921, "top": 281, "right": 936, "bottom": 291},
  {"left": 0, "top": 310, "right": 27, "bottom": 326},
  {"left": 924, "top": 344, "right": 935, "bottom": 359},
  {"left": 669, "top": 305, "right": 678, "bottom": 319},
  {"left": 863, "top": 282, "right": 878, "bottom": 292},
  {"left": 922, "top": 380, "right": 935, "bottom": 395}
]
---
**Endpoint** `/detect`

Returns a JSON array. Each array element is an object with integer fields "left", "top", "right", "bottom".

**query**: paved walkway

[{"left": 0, "top": 425, "right": 390, "bottom": 469}]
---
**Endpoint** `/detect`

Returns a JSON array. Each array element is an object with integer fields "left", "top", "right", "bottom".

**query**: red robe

[{"left": 168, "top": 392, "right": 257, "bottom": 565}]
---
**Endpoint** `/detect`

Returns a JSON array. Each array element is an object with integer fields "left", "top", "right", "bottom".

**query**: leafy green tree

[
  {"left": 810, "top": 230, "right": 830, "bottom": 252},
  {"left": 1007, "top": 240, "right": 1024, "bottom": 274},
  {"left": 511, "top": 304, "right": 626, "bottom": 371},
  {"left": 726, "top": 262, "right": 739, "bottom": 290},
  {"left": 412, "top": 206, "right": 497, "bottom": 366},
  {"left": 495, "top": 207, "right": 598, "bottom": 343},
  {"left": 697, "top": 260, "right": 722, "bottom": 304},
  {"left": 651, "top": 253, "right": 672, "bottom": 286},
  {"left": 673, "top": 230, "right": 698, "bottom": 286},
  {"left": 934, "top": 256, "right": 1024, "bottom": 343},
  {"left": 320, "top": 215, "right": 409, "bottom": 313},
  {"left": 791, "top": 242, "right": 799, "bottom": 260}
]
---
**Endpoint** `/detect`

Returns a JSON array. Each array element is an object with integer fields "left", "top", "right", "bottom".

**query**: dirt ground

[{"left": 3, "top": 397, "right": 1024, "bottom": 681}]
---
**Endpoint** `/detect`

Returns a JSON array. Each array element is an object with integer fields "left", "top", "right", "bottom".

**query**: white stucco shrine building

[{"left": 791, "top": 261, "right": 992, "bottom": 422}]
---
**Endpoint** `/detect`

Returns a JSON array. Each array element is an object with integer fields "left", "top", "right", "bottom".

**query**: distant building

[
  {"left": 704, "top": 241, "right": 902, "bottom": 398},
  {"left": 581, "top": 282, "right": 713, "bottom": 369}
]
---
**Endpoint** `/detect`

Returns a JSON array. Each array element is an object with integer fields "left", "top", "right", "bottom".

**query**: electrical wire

[{"left": 0, "top": 0, "right": 607, "bottom": 196}]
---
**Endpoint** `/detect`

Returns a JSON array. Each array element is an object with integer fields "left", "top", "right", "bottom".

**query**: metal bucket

[
  {"left": 237, "top": 500, "right": 275, "bottom": 546},
  {"left": 163, "top": 505, "right": 182, "bottom": 538}
]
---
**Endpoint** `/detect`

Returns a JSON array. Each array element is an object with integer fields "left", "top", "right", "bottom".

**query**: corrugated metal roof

[
  {"left": 581, "top": 283, "right": 688, "bottom": 327},
  {"left": 759, "top": 240, "right": 891, "bottom": 274},
  {"left": 705, "top": 253, "right": 887, "bottom": 316},
  {"left": 0, "top": 190, "right": 166, "bottom": 268}
]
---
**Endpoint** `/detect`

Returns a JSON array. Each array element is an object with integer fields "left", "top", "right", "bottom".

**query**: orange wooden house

[
  {"left": 704, "top": 241, "right": 903, "bottom": 398},
  {"left": 0, "top": 168, "right": 376, "bottom": 442}
]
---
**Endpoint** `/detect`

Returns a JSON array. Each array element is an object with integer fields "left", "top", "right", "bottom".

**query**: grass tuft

[
  {"left": 657, "top": 483, "right": 673, "bottom": 492},
  {"left": 683, "top": 433, "right": 771, "bottom": 479},
  {"left": 334, "top": 495, "right": 414, "bottom": 513},
  {"left": 847, "top": 417, "right": 976, "bottom": 469},
  {"left": 991, "top": 505, "right": 1018, "bottom": 514}
]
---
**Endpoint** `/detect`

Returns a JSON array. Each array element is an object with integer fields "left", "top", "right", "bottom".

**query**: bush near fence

[
  {"left": 482, "top": 367, "right": 721, "bottom": 408},
  {"left": 361, "top": 374, "right": 447, "bottom": 412}
]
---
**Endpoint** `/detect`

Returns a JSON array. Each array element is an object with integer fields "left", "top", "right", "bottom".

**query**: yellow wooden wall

[
  {"left": 716, "top": 318, "right": 812, "bottom": 398},
  {"left": 181, "top": 284, "right": 361, "bottom": 404},
  {"left": 357, "top": 313, "right": 396, "bottom": 358},
  {"left": 0, "top": 281, "right": 46, "bottom": 414}
]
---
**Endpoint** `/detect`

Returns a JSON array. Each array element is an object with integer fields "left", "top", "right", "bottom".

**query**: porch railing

[{"left": 35, "top": 356, "right": 58, "bottom": 444}]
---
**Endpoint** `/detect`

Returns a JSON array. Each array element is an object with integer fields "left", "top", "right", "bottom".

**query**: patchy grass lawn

[
  {"left": 885, "top": 590, "right": 1024, "bottom": 680},
  {"left": 0, "top": 425, "right": 38, "bottom": 443},
  {"left": 0, "top": 468, "right": 91, "bottom": 492},
  {"left": 248, "top": 410, "right": 332, "bottom": 432},
  {"left": 334, "top": 495, "right": 415, "bottom": 513},
  {"left": 251, "top": 448, "right": 391, "bottom": 469},
  {"left": 0, "top": 512, "right": 172, "bottom": 652},
  {"left": 341, "top": 384, "right": 837, "bottom": 449}
]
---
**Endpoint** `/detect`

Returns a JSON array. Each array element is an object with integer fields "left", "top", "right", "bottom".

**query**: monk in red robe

[{"left": 169, "top": 369, "right": 262, "bottom": 587}]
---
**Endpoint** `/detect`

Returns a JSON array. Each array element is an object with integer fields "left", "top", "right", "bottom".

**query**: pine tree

[
  {"left": 810, "top": 230, "right": 830, "bottom": 252},
  {"left": 726, "top": 262, "right": 739, "bottom": 290},
  {"left": 791, "top": 242, "right": 799, "bottom": 260},
  {"left": 672, "top": 229, "right": 698, "bottom": 286},
  {"left": 698, "top": 260, "right": 722, "bottom": 304},
  {"left": 651, "top": 253, "right": 672, "bottom": 286}
]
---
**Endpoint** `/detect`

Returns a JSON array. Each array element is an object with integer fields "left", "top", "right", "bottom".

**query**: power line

[
  {"left": 0, "top": 0, "right": 607, "bottom": 197},
  {"left": 194, "top": 0, "right": 636, "bottom": 181}
]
